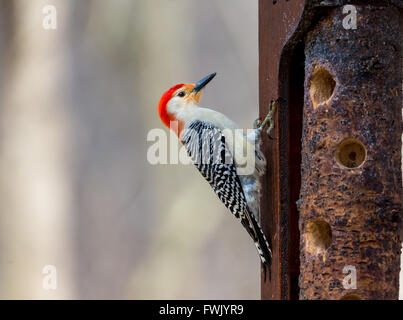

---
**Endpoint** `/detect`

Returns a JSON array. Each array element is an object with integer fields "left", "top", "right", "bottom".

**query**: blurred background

[
  {"left": 0, "top": 0, "right": 261, "bottom": 299},
  {"left": 0, "top": 0, "right": 401, "bottom": 300}
]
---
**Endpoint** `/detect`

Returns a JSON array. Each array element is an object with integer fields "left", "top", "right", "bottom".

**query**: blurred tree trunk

[{"left": 0, "top": 0, "right": 74, "bottom": 298}]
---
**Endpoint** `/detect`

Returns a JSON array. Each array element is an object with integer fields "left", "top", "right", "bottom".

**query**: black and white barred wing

[
  {"left": 180, "top": 120, "right": 272, "bottom": 275},
  {"left": 180, "top": 120, "right": 246, "bottom": 218}
]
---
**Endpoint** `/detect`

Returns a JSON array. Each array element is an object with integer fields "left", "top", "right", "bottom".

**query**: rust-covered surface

[
  {"left": 260, "top": 0, "right": 402, "bottom": 300},
  {"left": 298, "top": 4, "right": 402, "bottom": 299},
  {"left": 259, "top": 0, "right": 307, "bottom": 300}
]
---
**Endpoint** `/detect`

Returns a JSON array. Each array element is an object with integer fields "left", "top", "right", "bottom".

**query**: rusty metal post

[
  {"left": 259, "top": 0, "right": 307, "bottom": 300},
  {"left": 259, "top": 0, "right": 402, "bottom": 300},
  {"left": 299, "top": 3, "right": 402, "bottom": 300}
]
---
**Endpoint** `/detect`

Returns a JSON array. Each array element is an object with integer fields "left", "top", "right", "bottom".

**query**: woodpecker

[{"left": 158, "top": 72, "right": 277, "bottom": 280}]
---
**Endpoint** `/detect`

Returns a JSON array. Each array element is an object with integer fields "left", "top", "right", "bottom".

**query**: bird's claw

[
  {"left": 253, "top": 117, "right": 262, "bottom": 129},
  {"left": 259, "top": 99, "right": 279, "bottom": 138}
]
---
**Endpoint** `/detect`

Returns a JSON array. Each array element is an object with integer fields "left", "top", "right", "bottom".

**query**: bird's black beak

[{"left": 192, "top": 72, "right": 216, "bottom": 93}]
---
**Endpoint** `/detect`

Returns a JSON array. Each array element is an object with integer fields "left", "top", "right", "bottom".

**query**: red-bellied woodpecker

[{"left": 158, "top": 73, "right": 277, "bottom": 280}]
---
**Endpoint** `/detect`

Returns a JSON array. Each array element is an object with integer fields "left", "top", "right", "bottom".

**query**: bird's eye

[{"left": 177, "top": 91, "right": 186, "bottom": 97}]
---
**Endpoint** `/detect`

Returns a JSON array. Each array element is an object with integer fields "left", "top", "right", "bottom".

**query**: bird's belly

[{"left": 239, "top": 174, "right": 261, "bottom": 219}]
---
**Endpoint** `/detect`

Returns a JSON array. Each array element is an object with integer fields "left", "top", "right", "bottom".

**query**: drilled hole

[
  {"left": 335, "top": 138, "right": 366, "bottom": 168},
  {"left": 310, "top": 66, "right": 336, "bottom": 109},
  {"left": 304, "top": 219, "right": 332, "bottom": 255},
  {"left": 340, "top": 294, "right": 363, "bottom": 300}
]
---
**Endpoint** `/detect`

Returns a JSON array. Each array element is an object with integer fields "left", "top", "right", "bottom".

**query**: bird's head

[{"left": 158, "top": 73, "right": 216, "bottom": 134}]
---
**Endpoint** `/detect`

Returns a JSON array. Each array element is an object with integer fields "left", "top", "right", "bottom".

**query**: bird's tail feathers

[{"left": 241, "top": 210, "right": 272, "bottom": 281}]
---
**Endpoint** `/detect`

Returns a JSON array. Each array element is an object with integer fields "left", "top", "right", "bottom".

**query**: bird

[{"left": 157, "top": 72, "right": 277, "bottom": 280}]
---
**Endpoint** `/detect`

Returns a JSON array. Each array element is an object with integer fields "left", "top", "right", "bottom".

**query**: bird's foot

[
  {"left": 259, "top": 99, "right": 279, "bottom": 139},
  {"left": 253, "top": 117, "right": 262, "bottom": 129}
]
